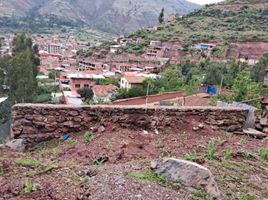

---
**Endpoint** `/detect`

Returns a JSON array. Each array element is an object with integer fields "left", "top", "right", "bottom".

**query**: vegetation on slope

[{"left": 129, "top": 1, "right": 268, "bottom": 45}]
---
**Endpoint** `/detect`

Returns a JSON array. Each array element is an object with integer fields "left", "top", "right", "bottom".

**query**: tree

[
  {"left": 78, "top": 88, "right": 94, "bottom": 100},
  {"left": 12, "top": 33, "right": 33, "bottom": 55},
  {"left": 0, "top": 56, "right": 11, "bottom": 95},
  {"left": 9, "top": 50, "right": 36, "bottom": 103},
  {"left": 8, "top": 33, "right": 39, "bottom": 103},
  {"left": 158, "top": 8, "right": 164, "bottom": 24},
  {"left": 220, "top": 71, "right": 266, "bottom": 108},
  {"left": 250, "top": 53, "right": 268, "bottom": 82},
  {"left": 203, "top": 63, "right": 223, "bottom": 85}
]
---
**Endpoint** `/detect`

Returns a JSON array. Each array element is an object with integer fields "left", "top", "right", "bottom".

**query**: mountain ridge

[{"left": 0, "top": 0, "right": 201, "bottom": 34}]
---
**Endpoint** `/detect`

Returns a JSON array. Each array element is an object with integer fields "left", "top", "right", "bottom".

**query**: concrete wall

[{"left": 11, "top": 104, "right": 248, "bottom": 145}]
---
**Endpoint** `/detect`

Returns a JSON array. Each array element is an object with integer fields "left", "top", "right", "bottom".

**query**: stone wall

[
  {"left": 255, "top": 96, "right": 268, "bottom": 133},
  {"left": 11, "top": 104, "right": 248, "bottom": 145}
]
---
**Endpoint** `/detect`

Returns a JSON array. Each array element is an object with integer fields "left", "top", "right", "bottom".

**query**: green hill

[{"left": 129, "top": 0, "right": 268, "bottom": 45}]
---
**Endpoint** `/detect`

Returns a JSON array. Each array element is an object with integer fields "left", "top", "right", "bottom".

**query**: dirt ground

[{"left": 0, "top": 124, "right": 267, "bottom": 200}]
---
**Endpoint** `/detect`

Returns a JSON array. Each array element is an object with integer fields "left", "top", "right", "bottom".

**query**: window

[
  {"left": 84, "top": 84, "right": 89, "bottom": 88},
  {"left": 75, "top": 84, "right": 80, "bottom": 88}
]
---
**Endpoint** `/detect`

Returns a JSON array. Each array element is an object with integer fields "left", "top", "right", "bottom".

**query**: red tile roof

[{"left": 93, "top": 84, "right": 117, "bottom": 97}]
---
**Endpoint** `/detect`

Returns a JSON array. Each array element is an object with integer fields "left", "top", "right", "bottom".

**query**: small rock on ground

[
  {"left": 151, "top": 158, "right": 221, "bottom": 199},
  {"left": 5, "top": 139, "right": 26, "bottom": 152}
]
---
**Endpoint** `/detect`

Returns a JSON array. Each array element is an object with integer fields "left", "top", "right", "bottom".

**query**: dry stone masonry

[
  {"left": 11, "top": 104, "right": 248, "bottom": 145},
  {"left": 255, "top": 96, "right": 268, "bottom": 134}
]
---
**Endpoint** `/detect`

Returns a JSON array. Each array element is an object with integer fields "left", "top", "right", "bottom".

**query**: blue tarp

[{"left": 207, "top": 86, "right": 217, "bottom": 95}]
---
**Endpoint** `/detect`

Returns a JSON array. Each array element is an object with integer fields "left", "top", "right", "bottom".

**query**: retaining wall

[{"left": 11, "top": 104, "right": 248, "bottom": 144}]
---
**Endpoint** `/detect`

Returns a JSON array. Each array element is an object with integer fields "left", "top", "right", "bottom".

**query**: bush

[
  {"left": 78, "top": 88, "right": 94, "bottom": 100},
  {"left": 34, "top": 94, "right": 51, "bottom": 103}
]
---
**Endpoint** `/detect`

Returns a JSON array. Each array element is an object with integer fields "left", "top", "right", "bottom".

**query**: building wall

[
  {"left": 69, "top": 79, "right": 94, "bottom": 92},
  {"left": 11, "top": 104, "right": 248, "bottom": 146},
  {"left": 120, "top": 77, "right": 130, "bottom": 89}
]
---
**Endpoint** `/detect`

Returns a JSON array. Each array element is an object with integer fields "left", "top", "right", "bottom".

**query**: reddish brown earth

[{"left": 0, "top": 124, "right": 267, "bottom": 200}]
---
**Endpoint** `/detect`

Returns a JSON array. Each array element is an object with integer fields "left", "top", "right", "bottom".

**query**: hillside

[
  {"left": 129, "top": 0, "right": 268, "bottom": 45},
  {"left": 0, "top": 0, "right": 200, "bottom": 34}
]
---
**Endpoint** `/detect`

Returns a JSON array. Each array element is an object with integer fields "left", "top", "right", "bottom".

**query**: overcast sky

[{"left": 187, "top": 0, "right": 225, "bottom": 4}]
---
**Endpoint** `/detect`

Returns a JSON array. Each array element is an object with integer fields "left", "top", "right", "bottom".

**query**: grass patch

[
  {"left": 16, "top": 158, "right": 42, "bottom": 168},
  {"left": 240, "top": 194, "right": 258, "bottom": 200},
  {"left": 124, "top": 170, "right": 181, "bottom": 189},
  {"left": 259, "top": 148, "right": 268, "bottom": 161},
  {"left": 16, "top": 158, "right": 58, "bottom": 174}
]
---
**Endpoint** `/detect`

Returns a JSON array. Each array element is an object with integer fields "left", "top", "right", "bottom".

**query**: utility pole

[
  {"left": 219, "top": 75, "right": 224, "bottom": 96},
  {"left": 145, "top": 83, "right": 150, "bottom": 106}
]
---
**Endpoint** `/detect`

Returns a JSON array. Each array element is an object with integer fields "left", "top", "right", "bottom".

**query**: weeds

[
  {"left": 185, "top": 151, "right": 198, "bottom": 162},
  {"left": 192, "top": 188, "right": 213, "bottom": 200},
  {"left": 242, "top": 151, "right": 253, "bottom": 160},
  {"left": 105, "top": 141, "right": 113, "bottom": 150},
  {"left": 16, "top": 158, "right": 41, "bottom": 168},
  {"left": 67, "top": 139, "right": 78, "bottom": 145},
  {"left": 84, "top": 131, "right": 94, "bottom": 143},
  {"left": 94, "top": 156, "right": 108, "bottom": 166},
  {"left": 124, "top": 170, "right": 181, "bottom": 189},
  {"left": 52, "top": 148, "right": 60, "bottom": 157},
  {"left": 224, "top": 148, "right": 233, "bottom": 160},
  {"left": 30, "top": 142, "right": 49, "bottom": 152},
  {"left": 43, "top": 162, "right": 58, "bottom": 173},
  {"left": 23, "top": 179, "right": 37, "bottom": 193},
  {"left": 240, "top": 194, "right": 258, "bottom": 200},
  {"left": 0, "top": 166, "right": 4, "bottom": 176},
  {"left": 155, "top": 140, "right": 164, "bottom": 149},
  {"left": 95, "top": 110, "right": 105, "bottom": 125},
  {"left": 161, "top": 147, "right": 172, "bottom": 157},
  {"left": 164, "top": 127, "right": 172, "bottom": 135},
  {"left": 259, "top": 148, "right": 268, "bottom": 161},
  {"left": 239, "top": 137, "right": 246, "bottom": 145},
  {"left": 206, "top": 140, "right": 216, "bottom": 160},
  {"left": 16, "top": 158, "right": 58, "bottom": 174}
]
